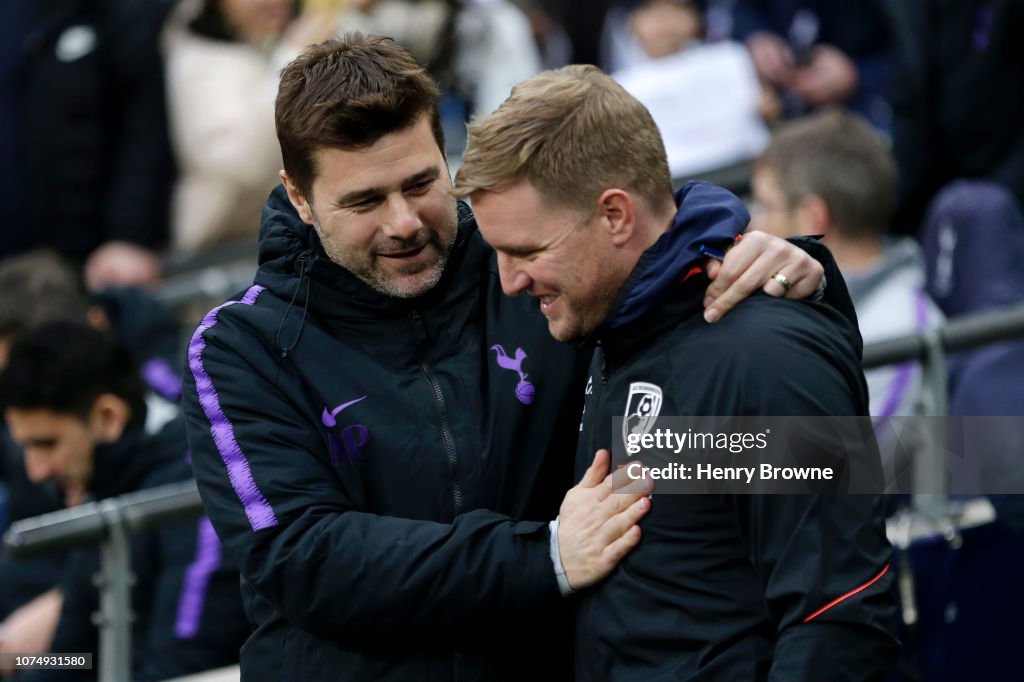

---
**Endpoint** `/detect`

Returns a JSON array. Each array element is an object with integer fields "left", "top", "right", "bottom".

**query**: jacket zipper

[
  {"left": 412, "top": 313, "right": 464, "bottom": 515},
  {"left": 411, "top": 314, "right": 465, "bottom": 677},
  {"left": 599, "top": 342, "right": 609, "bottom": 385}
]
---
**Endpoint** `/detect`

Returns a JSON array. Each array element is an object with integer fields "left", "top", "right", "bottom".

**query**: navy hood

[
  {"left": 920, "top": 180, "right": 1024, "bottom": 317},
  {"left": 610, "top": 181, "right": 749, "bottom": 328}
]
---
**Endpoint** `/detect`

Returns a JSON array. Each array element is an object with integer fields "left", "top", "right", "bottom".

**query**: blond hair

[{"left": 454, "top": 65, "right": 672, "bottom": 213}]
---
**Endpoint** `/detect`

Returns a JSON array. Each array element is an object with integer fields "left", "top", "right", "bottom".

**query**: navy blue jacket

[
  {"left": 574, "top": 183, "right": 899, "bottom": 681},
  {"left": 182, "top": 188, "right": 589, "bottom": 681}
]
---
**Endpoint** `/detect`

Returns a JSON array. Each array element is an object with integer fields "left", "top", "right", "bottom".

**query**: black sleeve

[
  {"left": 181, "top": 310, "right": 561, "bottom": 641},
  {"left": 132, "top": 516, "right": 246, "bottom": 680},
  {"left": 786, "top": 236, "right": 863, "bottom": 350},
  {"left": 734, "top": 493, "right": 898, "bottom": 682},
  {"left": 710, "top": 304, "right": 899, "bottom": 681}
]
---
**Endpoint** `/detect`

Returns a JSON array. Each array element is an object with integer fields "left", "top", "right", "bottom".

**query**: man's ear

[
  {"left": 89, "top": 394, "right": 132, "bottom": 444},
  {"left": 597, "top": 189, "right": 636, "bottom": 247},
  {"left": 797, "top": 194, "right": 831, "bottom": 236},
  {"left": 280, "top": 171, "right": 316, "bottom": 225},
  {"left": 86, "top": 306, "right": 110, "bottom": 332}
]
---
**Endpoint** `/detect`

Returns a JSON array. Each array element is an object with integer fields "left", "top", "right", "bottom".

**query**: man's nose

[
  {"left": 24, "top": 453, "right": 52, "bottom": 483},
  {"left": 497, "top": 252, "right": 531, "bottom": 297},
  {"left": 381, "top": 195, "right": 424, "bottom": 240}
]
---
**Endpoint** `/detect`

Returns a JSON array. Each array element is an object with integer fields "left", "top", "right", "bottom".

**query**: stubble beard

[{"left": 314, "top": 217, "right": 458, "bottom": 299}]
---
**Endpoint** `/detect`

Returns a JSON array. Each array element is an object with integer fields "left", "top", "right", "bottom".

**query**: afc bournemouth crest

[{"left": 622, "top": 382, "right": 663, "bottom": 450}]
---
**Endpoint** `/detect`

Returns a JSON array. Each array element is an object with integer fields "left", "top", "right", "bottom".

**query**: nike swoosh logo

[{"left": 322, "top": 396, "right": 367, "bottom": 427}]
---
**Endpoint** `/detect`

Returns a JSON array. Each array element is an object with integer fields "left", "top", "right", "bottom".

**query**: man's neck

[{"left": 825, "top": 233, "right": 884, "bottom": 275}]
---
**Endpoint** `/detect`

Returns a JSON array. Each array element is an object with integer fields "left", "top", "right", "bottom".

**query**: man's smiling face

[{"left": 283, "top": 116, "right": 458, "bottom": 298}]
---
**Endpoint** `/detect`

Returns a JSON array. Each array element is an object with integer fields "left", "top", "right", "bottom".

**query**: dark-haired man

[
  {"left": 183, "top": 33, "right": 841, "bottom": 681},
  {"left": 0, "top": 321, "right": 247, "bottom": 681},
  {"left": 0, "top": 250, "right": 186, "bottom": 651}
]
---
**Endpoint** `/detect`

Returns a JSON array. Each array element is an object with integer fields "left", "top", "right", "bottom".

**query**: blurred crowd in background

[{"left": 0, "top": 1, "right": 1022, "bottom": 680}]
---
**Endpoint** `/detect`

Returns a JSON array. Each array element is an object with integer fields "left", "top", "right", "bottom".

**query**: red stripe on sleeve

[{"left": 802, "top": 563, "right": 891, "bottom": 623}]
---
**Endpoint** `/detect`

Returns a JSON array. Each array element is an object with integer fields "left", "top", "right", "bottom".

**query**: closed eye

[
  {"left": 405, "top": 180, "right": 433, "bottom": 195},
  {"left": 502, "top": 247, "right": 540, "bottom": 260},
  {"left": 349, "top": 196, "right": 385, "bottom": 212}
]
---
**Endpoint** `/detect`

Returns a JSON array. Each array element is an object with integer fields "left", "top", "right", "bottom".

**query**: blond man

[{"left": 457, "top": 65, "right": 899, "bottom": 681}]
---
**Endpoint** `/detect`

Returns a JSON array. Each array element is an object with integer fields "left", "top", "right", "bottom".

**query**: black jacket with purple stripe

[
  {"left": 182, "top": 186, "right": 589, "bottom": 681},
  {"left": 21, "top": 417, "right": 247, "bottom": 681},
  {"left": 573, "top": 183, "right": 899, "bottom": 681}
]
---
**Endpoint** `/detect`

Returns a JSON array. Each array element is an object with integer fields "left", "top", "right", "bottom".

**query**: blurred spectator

[
  {"left": 516, "top": 0, "right": 573, "bottom": 69},
  {"left": 602, "top": 0, "right": 703, "bottom": 71},
  {"left": 521, "top": 0, "right": 707, "bottom": 71},
  {"left": 342, "top": 1, "right": 543, "bottom": 118},
  {"left": 750, "top": 109, "right": 944, "bottom": 422},
  {"left": 338, "top": 0, "right": 452, "bottom": 67},
  {"left": 0, "top": 251, "right": 184, "bottom": 627},
  {"left": 889, "top": 0, "right": 1024, "bottom": 234},
  {"left": 531, "top": 0, "right": 615, "bottom": 66},
  {"left": 453, "top": 0, "right": 542, "bottom": 116},
  {"left": 0, "top": 251, "right": 184, "bottom": 411},
  {"left": 0, "top": 423, "right": 63, "bottom": 624},
  {"left": 610, "top": 1, "right": 768, "bottom": 178},
  {"left": 0, "top": 322, "right": 248, "bottom": 681},
  {"left": 4, "top": 0, "right": 177, "bottom": 290},
  {"left": 731, "top": 0, "right": 894, "bottom": 129},
  {"left": 920, "top": 181, "right": 1024, "bottom": 515},
  {"left": 162, "top": 0, "right": 339, "bottom": 253},
  {"left": 630, "top": 0, "right": 702, "bottom": 58}
]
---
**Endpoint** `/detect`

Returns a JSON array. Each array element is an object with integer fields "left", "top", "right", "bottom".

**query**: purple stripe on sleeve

[
  {"left": 187, "top": 285, "right": 278, "bottom": 531},
  {"left": 240, "top": 285, "right": 264, "bottom": 306},
  {"left": 142, "top": 357, "right": 184, "bottom": 401},
  {"left": 175, "top": 516, "right": 222, "bottom": 639}
]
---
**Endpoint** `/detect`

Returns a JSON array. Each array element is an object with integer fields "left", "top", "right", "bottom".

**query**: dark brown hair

[{"left": 275, "top": 33, "right": 445, "bottom": 200}]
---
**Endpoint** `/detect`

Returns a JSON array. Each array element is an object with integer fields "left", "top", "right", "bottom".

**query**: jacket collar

[
  {"left": 590, "top": 182, "right": 748, "bottom": 354},
  {"left": 89, "top": 420, "right": 149, "bottom": 501}
]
